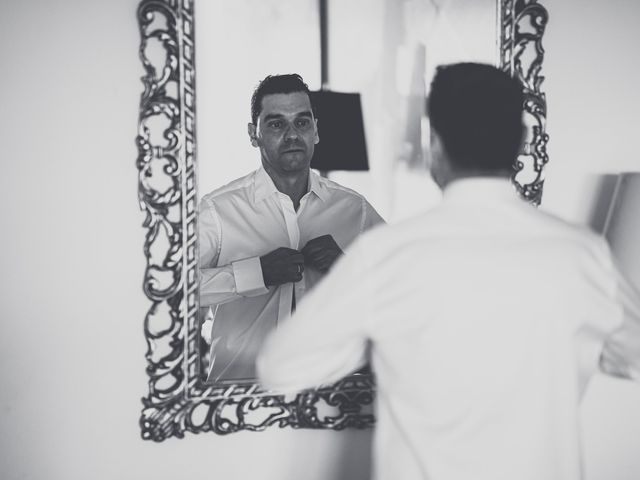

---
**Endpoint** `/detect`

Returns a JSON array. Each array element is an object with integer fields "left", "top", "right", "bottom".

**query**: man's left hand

[{"left": 302, "top": 235, "right": 343, "bottom": 273}]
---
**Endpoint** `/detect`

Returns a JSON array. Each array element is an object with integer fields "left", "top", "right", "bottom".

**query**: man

[
  {"left": 257, "top": 63, "right": 640, "bottom": 480},
  {"left": 199, "top": 74, "right": 384, "bottom": 382}
]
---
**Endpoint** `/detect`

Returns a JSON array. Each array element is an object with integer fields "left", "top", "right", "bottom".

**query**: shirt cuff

[{"left": 232, "top": 256, "right": 269, "bottom": 297}]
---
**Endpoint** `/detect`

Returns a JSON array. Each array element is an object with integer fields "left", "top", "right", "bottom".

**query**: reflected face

[{"left": 249, "top": 92, "right": 319, "bottom": 176}]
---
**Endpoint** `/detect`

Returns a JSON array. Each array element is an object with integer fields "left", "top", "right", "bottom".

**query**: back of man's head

[
  {"left": 251, "top": 74, "right": 312, "bottom": 124},
  {"left": 427, "top": 63, "right": 524, "bottom": 175}
]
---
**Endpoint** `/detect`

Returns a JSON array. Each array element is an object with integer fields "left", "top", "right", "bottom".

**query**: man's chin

[{"left": 280, "top": 157, "right": 311, "bottom": 172}]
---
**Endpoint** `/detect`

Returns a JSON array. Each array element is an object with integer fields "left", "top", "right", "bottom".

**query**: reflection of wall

[
  {"left": 541, "top": 2, "right": 640, "bottom": 479},
  {"left": 197, "top": 0, "right": 321, "bottom": 194},
  {"left": 1, "top": 1, "right": 640, "bottom": 480}
]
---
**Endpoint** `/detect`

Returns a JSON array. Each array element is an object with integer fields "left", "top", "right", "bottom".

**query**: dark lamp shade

[{"left": 309, "top": 90, "right": 369, "bottom": 172}]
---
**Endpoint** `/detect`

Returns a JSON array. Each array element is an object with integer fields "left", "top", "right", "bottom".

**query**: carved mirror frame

[{"left": 136, "top": 0, "right": 549, "bottom": 441}]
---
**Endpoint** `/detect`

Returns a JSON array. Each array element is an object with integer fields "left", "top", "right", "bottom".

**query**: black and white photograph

[{"left": 1, "top": 1, "right": 640, "bottom": 479}]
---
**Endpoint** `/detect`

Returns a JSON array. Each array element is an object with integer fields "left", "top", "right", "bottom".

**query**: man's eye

[
  {"left": 295, "top": 119, "right": 310, "bottom": 128},
  {"left": 269, "top": 121, "right": 282, "bottom": 129}
]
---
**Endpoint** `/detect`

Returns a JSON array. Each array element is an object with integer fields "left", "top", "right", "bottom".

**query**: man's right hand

[{"left": 260, "top": 247, "right": 305, "bottom": 286}]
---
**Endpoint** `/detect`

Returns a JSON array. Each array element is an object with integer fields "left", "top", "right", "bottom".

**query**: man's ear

[
  {"left": 429, "top": 128, "right": 443, "bottom": 162},
  {"left": 428, "top": 128, "right": 451, "bottom": 189},
  {"left": 313, "top": 118, "right": 320, "bottom": 145},
  {"left": 248, "top": 123, "right": 259, "bottom": 147}
]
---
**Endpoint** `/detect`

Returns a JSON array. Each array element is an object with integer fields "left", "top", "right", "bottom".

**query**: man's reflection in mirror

[{"left": 198, "top": 74, "right": 384, "bottom": 382}]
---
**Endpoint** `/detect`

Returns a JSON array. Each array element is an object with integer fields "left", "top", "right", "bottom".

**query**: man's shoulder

[
  {"left": 345, "top": 202, "right": 614, "bottom": 281},
  {"left": 538, "top": 210, "right": 614, "bottom": 267},
  {"left": 200, "top": 170, "right": 257, "bottom": 206},
  {"left": 526, "top": 204, "right": 604, "bottom": 245},
  {"left": 317, "top": 174, "right": 368, "bottom": 203},
  {"left": 365, "top": 201, "right": 604, "bottom": 246}
]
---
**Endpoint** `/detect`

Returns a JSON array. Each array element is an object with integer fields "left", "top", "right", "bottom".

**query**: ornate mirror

[{"left": 136, "top": 0, "right": 548, "bottom": 441}]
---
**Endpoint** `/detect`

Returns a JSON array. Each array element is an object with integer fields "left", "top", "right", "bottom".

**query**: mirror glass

[{"left": 195, "top": 0, "right": 498, "bottom": 384}]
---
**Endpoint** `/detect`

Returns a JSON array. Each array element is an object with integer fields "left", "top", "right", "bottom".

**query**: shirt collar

[
  {"left": 253, "top": 167, "right": 330, "bottom": 204},
  {"left": 308, "top": 169, "right": 330, "bottom": 202},
  {"left": 442, "top": 176, "right": 520, "bottom": 205},
  {"left": 253, "top": 167, "right": 280, "bottom": 204}
]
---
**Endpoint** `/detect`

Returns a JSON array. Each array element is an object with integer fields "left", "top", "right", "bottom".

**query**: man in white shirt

[
  {"left": 199, "top": 74, "right": 384, "bottom": 382},
  {"left": 257, "top": 63, "right": 640, "bottom": 480}
]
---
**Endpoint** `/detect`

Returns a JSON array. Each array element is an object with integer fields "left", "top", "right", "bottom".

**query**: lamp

[
  {"left": 603, "top": 172, "right": 640, "bottom": 286},
  {"left": 309, "top": 90, "right": 369, "bottom": 172},
  {"left": 310, "top": 0, "right": 369, "bottom": 174}
]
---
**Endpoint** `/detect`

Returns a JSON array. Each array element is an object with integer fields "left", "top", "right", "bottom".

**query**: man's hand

[
  {"left": 260, "top": 247, "right": 305, "bottom": 286},
  {"left": 302, "top": 235, "right": 343, "bottom": 273}
]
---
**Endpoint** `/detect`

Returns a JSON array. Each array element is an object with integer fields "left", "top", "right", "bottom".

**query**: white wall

[
  {"left": 541, "top": 1, "right": 640, "bottom": 479},
  {"left": 0, "top": 1, "right": 371, "bottom": 479},
  {"left": 542, "top": 0, "right": 640, "bottom": 223},
  {"left": 1, "top": 1, "right": 639, "bottom": 479}
]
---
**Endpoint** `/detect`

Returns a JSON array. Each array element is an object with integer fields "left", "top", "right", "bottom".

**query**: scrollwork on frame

[
  {"left": 136, "top": 0, "right": 196, "bottom": 441},
  {"left": 499, "top": 0, "right": 550, "bottom": 205},
  {"left": 136, "top": 0, "right": 549, "bottom": 441}
]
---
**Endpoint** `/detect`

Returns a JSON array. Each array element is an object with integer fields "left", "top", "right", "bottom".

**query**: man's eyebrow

[
  {"left": 263, "top": 113, "right": 285, "bottom": 122},
  {"left": 262, "top": 111, "right": 313, "bottom": 122}
]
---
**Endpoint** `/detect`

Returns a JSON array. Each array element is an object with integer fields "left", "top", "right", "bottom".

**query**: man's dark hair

[
  {"left": 250, "top": 74, "right": 313, "bottom": 124},
  {"left": 427, "top": 63, "right": 524, "bottom": 174}
]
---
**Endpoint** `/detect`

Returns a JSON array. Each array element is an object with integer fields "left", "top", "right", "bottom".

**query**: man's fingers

[
  {"left": 302, "top": 247, "right": 323, "bottom": 258},
  {"left": 315, "top": 263, "right": 329, "bottom": 273},
  {"left": 288, "top": 262, "right": 304, "bottom": 272},
  {"left": 282, "top": 247, "right": 300, "bottom": 257},
  {"left": 287, "top": 263, "right": 304, "bottom": 283},
  {"left": 303, "top": 235, "right": 333, "bottom": 248},
  {"left": 308, "top": 251, "right": 341, "bottom": 271},
  {"left": 289, "top": 253, "right": 305, "bottom": 264},
  {"left": 306, "top": 239, "right": 330, "bottom": 249},
  {"left": 303, "top": 241, "right": 333, "bottom": 254},
  {"left": 301, "top": 236, "right": 341, "bottom": 272},
  {"left": 310, "top": 255, "right": 329, "bottom": 266}
]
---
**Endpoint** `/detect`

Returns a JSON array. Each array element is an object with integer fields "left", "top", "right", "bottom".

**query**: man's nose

[{"left": 284, "top": 123, "right": 300, "bottom": 141}]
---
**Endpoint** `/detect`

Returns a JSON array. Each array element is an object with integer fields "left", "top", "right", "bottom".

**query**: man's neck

[
  {"left": 263, "top": 165, "right": 309, "bottom": 211},
  {"left": 440, "top": 169, "right": 512, "bottom": 190}
]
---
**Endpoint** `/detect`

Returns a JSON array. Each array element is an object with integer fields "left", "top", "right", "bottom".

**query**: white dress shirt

[
  {"left": 199, "top": 167, "right": 383, "bottom": 382},
  {"left": 258, "top": 177, "right": 640, "bottom": 480}
]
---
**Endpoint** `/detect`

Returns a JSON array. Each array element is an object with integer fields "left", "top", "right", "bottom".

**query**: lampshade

[
  {"left": 309, "top": 90, "right": 369, "bottom": 172},
  {"left": 603, "top": 172, "right": 640, "bottom": 286}
]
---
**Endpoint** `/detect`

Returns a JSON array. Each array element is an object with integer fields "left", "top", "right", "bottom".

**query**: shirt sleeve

[
  {"left": 199, "top": 198, "right": 268, "bottom": 307},
  {"left": 257, "top": 236, "right": 372, "bottom": 394},
  {"left": 599, "top": 258, "right": 640, "bottom": 381}
]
